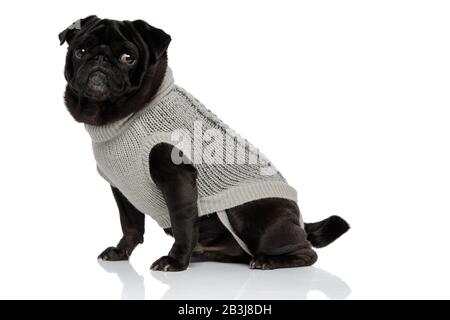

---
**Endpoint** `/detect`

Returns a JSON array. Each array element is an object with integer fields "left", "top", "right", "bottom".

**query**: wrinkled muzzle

[
  {"left": 71, "top": 63, "right": 128, "bottom": 101},
  {"left": 87, "top": 71, "right": 109, "bottom": 100}
]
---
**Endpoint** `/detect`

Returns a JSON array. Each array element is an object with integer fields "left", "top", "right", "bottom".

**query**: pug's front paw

[
  {"left": 98, "top": 246, "right": 129, "bottom": 261},
  {"left": 150, "top": 256, "right": 187, "bottom": 271}
]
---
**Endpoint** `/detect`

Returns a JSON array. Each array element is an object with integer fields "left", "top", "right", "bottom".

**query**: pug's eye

[
  {"left": 119, "top": 53, "right": 136, "bottom": 65},
  {"left": 74, "top": 48, "right": 87, "bottom": 59}
]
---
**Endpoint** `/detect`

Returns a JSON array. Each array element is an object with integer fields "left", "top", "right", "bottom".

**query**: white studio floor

[
  {"left": 1, "top": 215, "right": 450, "bottom": 300},
  {"left": 96, "top": 261, "right": 352, "bottom": 300}
]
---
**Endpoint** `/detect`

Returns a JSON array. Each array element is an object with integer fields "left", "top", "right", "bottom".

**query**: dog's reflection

[
  {"left": 152, "top": 262, "right": 351, "bottom": 300},
  {"left": 98, "top": 260, "right": 145, "bottom": 299},
  {"left": 99, "top": 260, "right": 351, "bottom": 300}
]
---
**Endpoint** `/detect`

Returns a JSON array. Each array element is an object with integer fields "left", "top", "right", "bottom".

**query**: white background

[{"left": 0, "top": 0, "right": 449, "bottom": 299}]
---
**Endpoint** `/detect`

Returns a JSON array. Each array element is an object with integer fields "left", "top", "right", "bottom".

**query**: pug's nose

[{"left": 94, "top": 55, "right": 109, "bottom": 64}]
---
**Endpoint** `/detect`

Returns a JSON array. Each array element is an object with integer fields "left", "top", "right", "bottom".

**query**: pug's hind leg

[{"left": 227, "top": 198, "right": 318, "bottom": 270}]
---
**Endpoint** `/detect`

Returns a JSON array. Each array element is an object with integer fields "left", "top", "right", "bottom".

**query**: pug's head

[{"left": 59, "top": 16, "right": 171, "bottom": 125}]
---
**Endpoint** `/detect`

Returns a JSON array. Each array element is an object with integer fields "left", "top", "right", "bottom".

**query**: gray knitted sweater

[{"left": 85, "top": 68, "right": 298, "bottom": 234}]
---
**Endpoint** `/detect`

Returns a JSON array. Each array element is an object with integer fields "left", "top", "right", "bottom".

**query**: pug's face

[{"left": 60, "top": 16, "right": 171, "bottom": 125}]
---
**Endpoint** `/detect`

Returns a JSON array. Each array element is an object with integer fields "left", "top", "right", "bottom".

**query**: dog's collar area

[{"left": 85, "top": 67, "right": 174, "bottom": 142}]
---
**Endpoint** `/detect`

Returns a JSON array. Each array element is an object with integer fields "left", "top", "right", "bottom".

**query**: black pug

[{"left": 59, "top": 16, "right": 349, "bottom": 271}]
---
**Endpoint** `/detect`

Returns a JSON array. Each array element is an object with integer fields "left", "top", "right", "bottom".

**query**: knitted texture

[{"left": 85, "top": 68, "right": 298, "bottom": 229}]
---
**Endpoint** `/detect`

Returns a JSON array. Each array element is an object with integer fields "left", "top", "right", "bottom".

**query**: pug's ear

[
  {"left": 59, "top": 15, "right": 99, "bottom": 45},
  {"left": 132, "top": 20, "right": 171, "bottom": 63}
]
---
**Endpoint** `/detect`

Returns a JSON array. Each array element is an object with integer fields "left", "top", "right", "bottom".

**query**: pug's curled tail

[{"left": 305, "top": 215, "right": 350, "bottom": 248}]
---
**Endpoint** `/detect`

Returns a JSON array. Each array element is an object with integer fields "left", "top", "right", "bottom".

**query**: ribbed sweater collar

[{"left": 85, "top": 67, "right": 174, "bottom": 142}]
